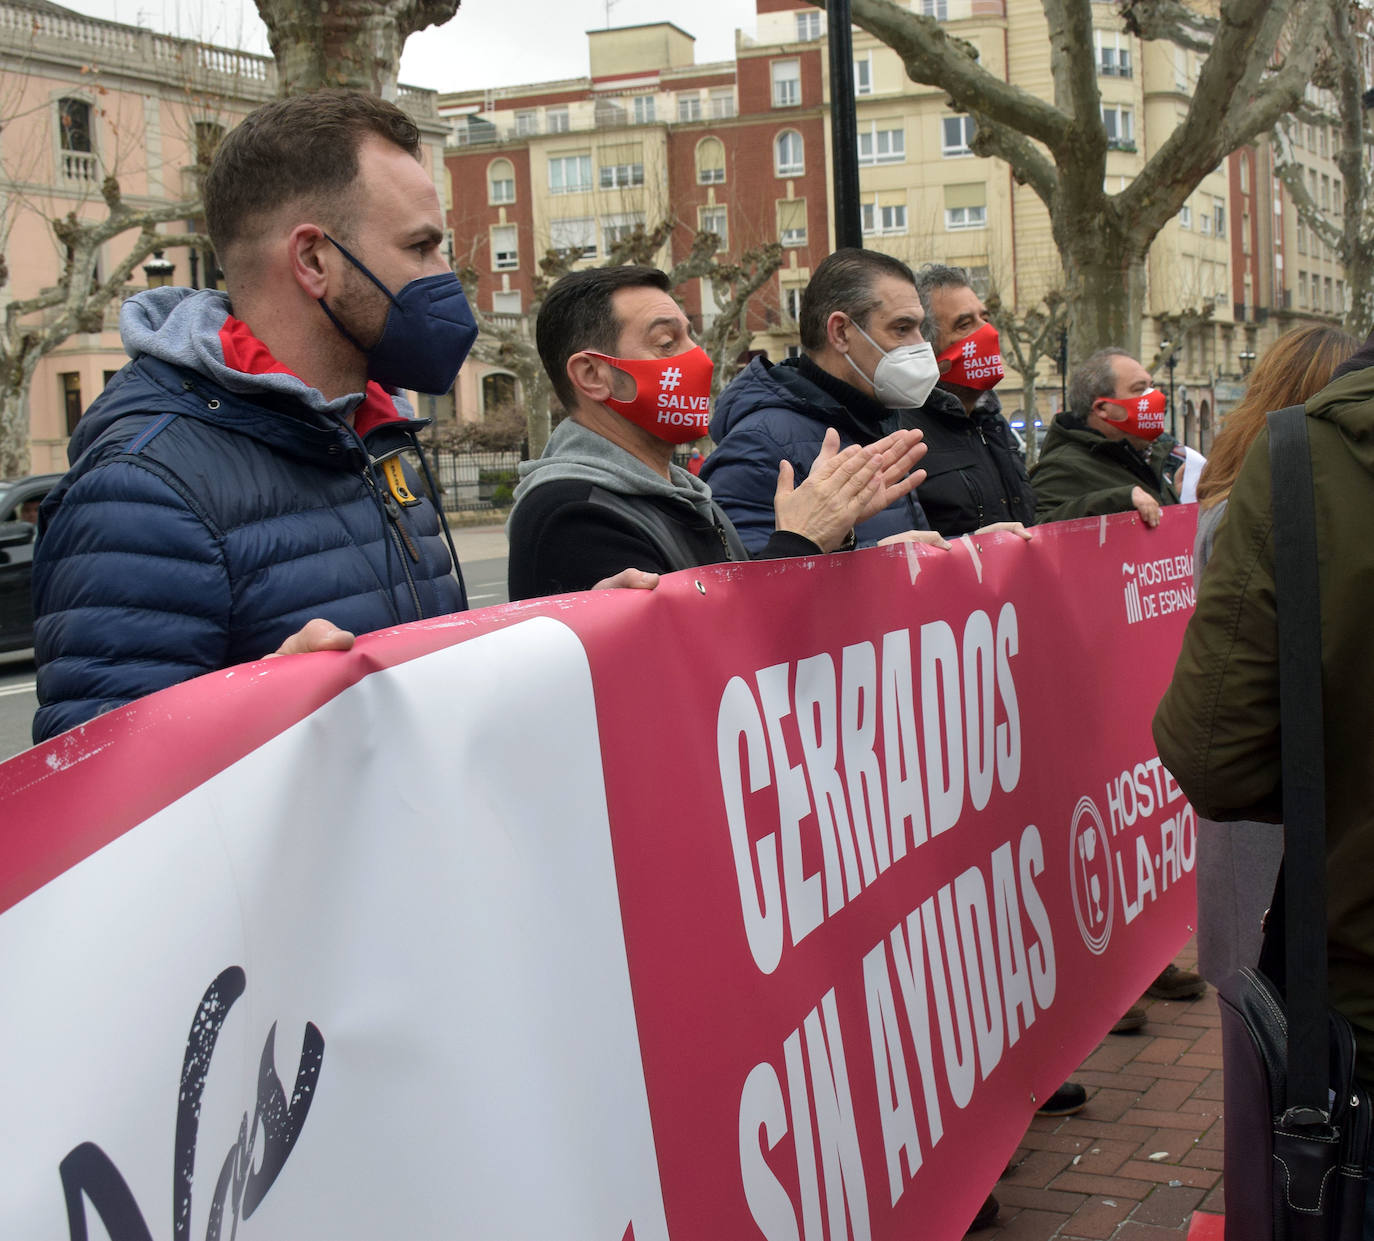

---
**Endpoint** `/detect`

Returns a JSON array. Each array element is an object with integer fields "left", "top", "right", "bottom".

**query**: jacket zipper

[{"left": 364, "top": 470, "right": 424, "bottom": 618}]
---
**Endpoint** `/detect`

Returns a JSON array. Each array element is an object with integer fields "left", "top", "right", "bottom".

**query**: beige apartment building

[
  {"left": 444, "top": 0, "right": 1349, "bottom": 450},
  {"left": 0, "top": 0, "right": 449, "bottom": 474}
]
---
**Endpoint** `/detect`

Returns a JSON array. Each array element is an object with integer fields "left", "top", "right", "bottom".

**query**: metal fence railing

[{"left": 417, "top": 448, "right": 524, "bottom": 512}]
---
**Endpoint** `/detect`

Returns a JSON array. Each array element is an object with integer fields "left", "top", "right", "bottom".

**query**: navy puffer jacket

[
  {"left": 32, "top": 288, "right": 465, "bottom": 742},
  {"left": 701, "top": 355, "right": 933, "bottom": 553}
]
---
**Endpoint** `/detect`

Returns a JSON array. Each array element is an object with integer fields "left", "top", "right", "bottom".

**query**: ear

[
  {"left": 287, "top": 224, "right": 332, "bottom": 299},
  {"left": 826, "top": 310, "right": 851, "bottom": 353},
  {"left": 566, "top": 352, "right": 616, "bottom": 405}
]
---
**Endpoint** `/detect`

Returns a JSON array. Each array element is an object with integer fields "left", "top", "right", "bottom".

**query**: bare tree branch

[
  {"left": 1117, "top": 0, "right": 1216, "bottom": 53},
  {"left": 968, "top": 114, "right": 1058, "bottom": 207}
]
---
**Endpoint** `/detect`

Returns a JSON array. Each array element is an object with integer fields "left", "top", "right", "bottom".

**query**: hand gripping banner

[{"left": 0, "top": 509, "right": 1200, "bottom": 1241}]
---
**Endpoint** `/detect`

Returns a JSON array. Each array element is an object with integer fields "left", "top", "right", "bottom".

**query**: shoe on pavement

[
  {"left": 1036, "top": 1080, "right": 1087, "bottom": 1116},
  {"left": 1146, "top": 963, "right": 1206, "bottom": 1000},
  {"left": 965, "top": 1194, "right": 999, "bottom": 1233},
  {"left": 1112, "top": 1003, "right": 1147, "bottom": 1033}
]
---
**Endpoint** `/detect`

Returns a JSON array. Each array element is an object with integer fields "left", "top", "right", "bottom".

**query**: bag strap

[{"left": 1267, "top": 404, "right": 1330, "bottom": 1119}]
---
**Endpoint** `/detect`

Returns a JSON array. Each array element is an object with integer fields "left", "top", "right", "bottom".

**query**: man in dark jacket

[
  {"left": 908, "top": 264, "right": 1035, "bottom": 536},
  {"left": 702, "top": 249, "right": 956, "bottom": 554},
  {"left": 32, "top": 91, "right": 477, "bottom": 742},
  {"left": 1030, "top": 348, "right": 1184, "bottom": 527},
  {"left": 506, "top": 265, "right": 927, "bottom": 601}
]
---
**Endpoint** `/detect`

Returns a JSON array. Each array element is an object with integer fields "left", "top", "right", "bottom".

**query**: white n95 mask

[{"left": 843, "top": 321, "right": 941, "bottom": 409}]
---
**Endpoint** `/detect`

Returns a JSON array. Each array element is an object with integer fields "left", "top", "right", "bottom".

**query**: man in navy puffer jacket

[
  {"left": 703, "top": 249, "right": 945, "bottom": 553},
  {"left": 32, "top": 91, "right": 473, "bottom": 742}
]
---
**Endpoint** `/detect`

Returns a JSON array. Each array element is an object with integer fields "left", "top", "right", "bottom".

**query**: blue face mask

[{"left": 318, "top": 232, "right": 478, "bottom": 395}]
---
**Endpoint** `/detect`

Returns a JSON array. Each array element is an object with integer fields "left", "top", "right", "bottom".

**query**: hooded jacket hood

[
  {"left": 511, "top": 417, "right": 717, "bottom": 520},
  {"left": 1306, "top": 357, "right": 1374, "bottom": 475},
  {"left": 69, "top": 287, "right": 419, "bottom": 465}
]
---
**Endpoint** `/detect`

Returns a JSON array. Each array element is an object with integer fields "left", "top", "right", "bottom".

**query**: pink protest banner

[{"left": 0, "top": 508, "right": 1198, "bottom": 1241}]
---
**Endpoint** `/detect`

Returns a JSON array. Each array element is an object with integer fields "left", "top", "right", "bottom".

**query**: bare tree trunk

[
  {"left": 255, "top": 0, "right": 460, "bottom": 97},
  {"left": 1059, "top": 230, "right": 1148, "bottom": 361},
  {"left": 1022, "top": 374, "right": 1040, "bottom": 468},
  {"left": 0, "top": 363, "right": 40, "bottom": 478}
]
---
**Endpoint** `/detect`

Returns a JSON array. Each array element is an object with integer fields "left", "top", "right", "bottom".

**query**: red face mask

[
  {"left": 584, "top": 346, "right": 714, "bottom": 445},
  {"left": 1097, "top": 387, "right": 1168, "bottom": 440},
  {"left": 936, "top": 321, "right": 1005, "bottom": 390}
]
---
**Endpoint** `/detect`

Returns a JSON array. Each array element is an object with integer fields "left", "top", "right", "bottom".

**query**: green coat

[
  {"left": 1029, "top": 415, "right": 1181, "bottom": 523},
  {"left": 1153, "top": 362, "right": 1374, "bottom": 1078}
]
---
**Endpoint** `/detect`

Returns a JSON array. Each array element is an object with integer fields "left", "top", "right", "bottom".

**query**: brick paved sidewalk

[{"left": 982, "top": 942, "right": 1225, "bottom": 1239}]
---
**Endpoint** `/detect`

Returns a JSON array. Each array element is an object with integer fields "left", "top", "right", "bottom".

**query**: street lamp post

[
  {"left": 1058, "top": 328, "right": 1068, "bottom": 415},
  {"left": 1159, "top": 339, "right": 1179, "bottom": 439},
  {"left": 1239, "top": 350, "right": 1257, "bottom": 375}
]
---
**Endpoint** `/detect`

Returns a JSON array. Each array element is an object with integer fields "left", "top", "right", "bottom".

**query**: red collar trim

[{"left": 217, "top": 314, "right": 405, "bottom": 436}]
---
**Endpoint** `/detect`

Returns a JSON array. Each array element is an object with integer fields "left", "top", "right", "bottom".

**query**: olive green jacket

[
  {"left": 1029, "top": 415, "right": 1181, "bottom": 524},
  {"left": 1153, "top": 362, "right": 1374, "bottom": 1076}
]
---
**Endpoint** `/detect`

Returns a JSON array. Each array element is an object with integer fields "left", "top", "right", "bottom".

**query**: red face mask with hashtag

[
  {"left": 1097, "top": 387, "right": 1168, "bottom": 440},
  {"left": 585, "top": 346, "right": 715, "bottom": 444}
]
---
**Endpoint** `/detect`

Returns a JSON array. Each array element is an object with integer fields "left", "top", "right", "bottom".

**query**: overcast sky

[{"left": 60, "top": 0, "right": 762, "bottom": 91}]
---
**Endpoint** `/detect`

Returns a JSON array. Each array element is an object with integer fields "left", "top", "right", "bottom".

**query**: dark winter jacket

[
  {"left": 506, "top": 418, "right": 816, "bottom": 601},
  {"left": 1029, "top": 414, "right": 1183, "bottom": 524},
  {"left": 32, "top": 288, "right": 465, "bottom": 742},
  {"left": 701, "top": 355, "right": 931, "bottom": 554},
  {"left": 896, "top": 389, "right": 1035, "bottom": 536},
  {"left": 1153, "top": 353, "right": 1374, "bottom": 1080}
]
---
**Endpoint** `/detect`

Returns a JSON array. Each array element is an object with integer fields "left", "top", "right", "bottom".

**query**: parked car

[{"left": 0, "top": 474, "right": 62, "bottom": 652}]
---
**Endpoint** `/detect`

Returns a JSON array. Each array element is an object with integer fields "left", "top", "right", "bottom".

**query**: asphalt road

[
  {"left": 0, "top": 527, "right": 510, "bottom": 764},
  {"left": 0, "top": 651, "right": 36, "bottom": 762}
]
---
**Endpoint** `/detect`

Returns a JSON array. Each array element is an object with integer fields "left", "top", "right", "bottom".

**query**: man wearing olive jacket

[
  {"left": 1154, "top": 339, "right": 1374, "bottom": 1084},
  {"left": 1030, "top": 348, "right": 1184, "bottom": 527}
]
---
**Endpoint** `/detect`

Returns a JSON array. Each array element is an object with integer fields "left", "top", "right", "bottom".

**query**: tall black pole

[{"left": 827, "top": 0, "right": 862, "bottom": 250}]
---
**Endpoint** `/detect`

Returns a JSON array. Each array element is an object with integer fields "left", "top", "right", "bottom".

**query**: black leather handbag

[{"left": 1215, "top": 405, "right": 1371, "bottom": 1240}]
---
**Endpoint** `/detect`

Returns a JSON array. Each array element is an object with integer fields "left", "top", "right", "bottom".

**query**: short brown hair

[
  {"left": 536, "top": 266, "right": 672, "bottom": 409},
  {"left": 204, "top": 90, "right": 421, "bottom": 259},
  {"left": 799, "top": 248, "right": 916, "bottom": 352}
]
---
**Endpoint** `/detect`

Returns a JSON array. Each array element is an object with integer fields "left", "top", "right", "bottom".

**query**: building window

[
  {"left": 59, "top": 372, "right": 82, "bottom": 437},
  {"left": 772, "top": 59, "right": 801, "bottom": 108},
  {"left": 550, "top": 217, "right": 597, "bottom": 259},
  {"left": 1101, "top": 105, "right": 1134, "bottom": 149},
  {"left": 488, "top": 158, "right": 515, "bottom": 204},
  {"left": 632, "top": 95, "right": 656, "bottom": 125},
  {"left": 546, "top": 107, "right": 570, "bottom": 133},
  {"left": 862, "top": 200, "right": 908, "bottom": 235},
  {"left": 710, "top": 87, "right": 737, "bottom": 118},
  {"left": 491, "top": 224, "right": 518, "bottom": 271},
  {"left": 515, "top": 110, "right": 538, "bottom": 136},
  {"left": 58, "top": 96, "right": 97, "bottom": 181},
  {"left": 677, "top": 93, "right": 702, "bottom": 122},
  {"left": 548, "top": 153, "right": 593, "bottom": 194},
  {"left": 785, "top": 344, "right": 802, "bottom": 360},
  {"left": 777, "top": 198, "right": 807, "bottom": 247},
  {"left": 1320, "top": 174, "right": 1331, "bottom": 211},
  {"left": 855, "top": 54, "right": 873, "bottom": 96},
  {"left": 1095, "top": 31, "right": 1132, "bottom": 77},
  {"left": 775, "top": 130, "right": 804, "bottom": 177},
  {"left": 1326, "top": 276, "right": 1334, "bottom": 312},
  {"left": 698, "top": 205, "right": 728, "bottom": 249},
  {"left": 700, "top": 276, "right": 718, "bottom": 327},
  {"left": 1214, "top": 201, "right": 1226, "bottom": 238},
  {"left": 602, "top": 211, "right": 646, "bottom": 249},
  {"left": 1179, "top": 203, "right": 1192, "bottom": 228},
  {"left": 1200, "top": 210, "right": 1213, "bottom": 236},
  {"left": 599, "top": 160, "right": 644, "bottom": 189},
  {"left": 944, "top": 182, "right": 987, "bottom": 231},
  {"left": 945, "top": 205, "right": 987, "bottom": 230},
  {"left": 921, "top": 0, "right": 948, "bottom": 17},
  {"left": 696, "top": 136, "right": 726, "bottom": 184},
  {"left": 796, "top": 10, "right": 822, "bottom": 40},
  {"left": 482, "top": 372, "right": 518, "bottom": 412},
  {"left": 1299, "top": 271, "right": 1308, "bottom": 307},
  {"left": 857, "top": 122, "right": 905, "bottom": 165},
  {"left": 942, "top": 114, "right": 976, "bottom": 157},
  {"left": 783, "top": 285, "right": 803, "bottom": 321},
  {"left": 1320, "top": 125, "right": 1330, "bottom": 158},
  {"left": 193, "top": 121, "right": 224, "bottom": 169},
  {"left": 1239, "top": 155, "right": 1249, "bottom": 193},
  {"left": 492, "top": 290, "right": 522, "bottom": 315},
  {"left": 1334, "top": 179, "right": 1343, "bottom": 213},
  {"left": 1297, "top": 217, "right": 1308, "bottom": 254}
]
